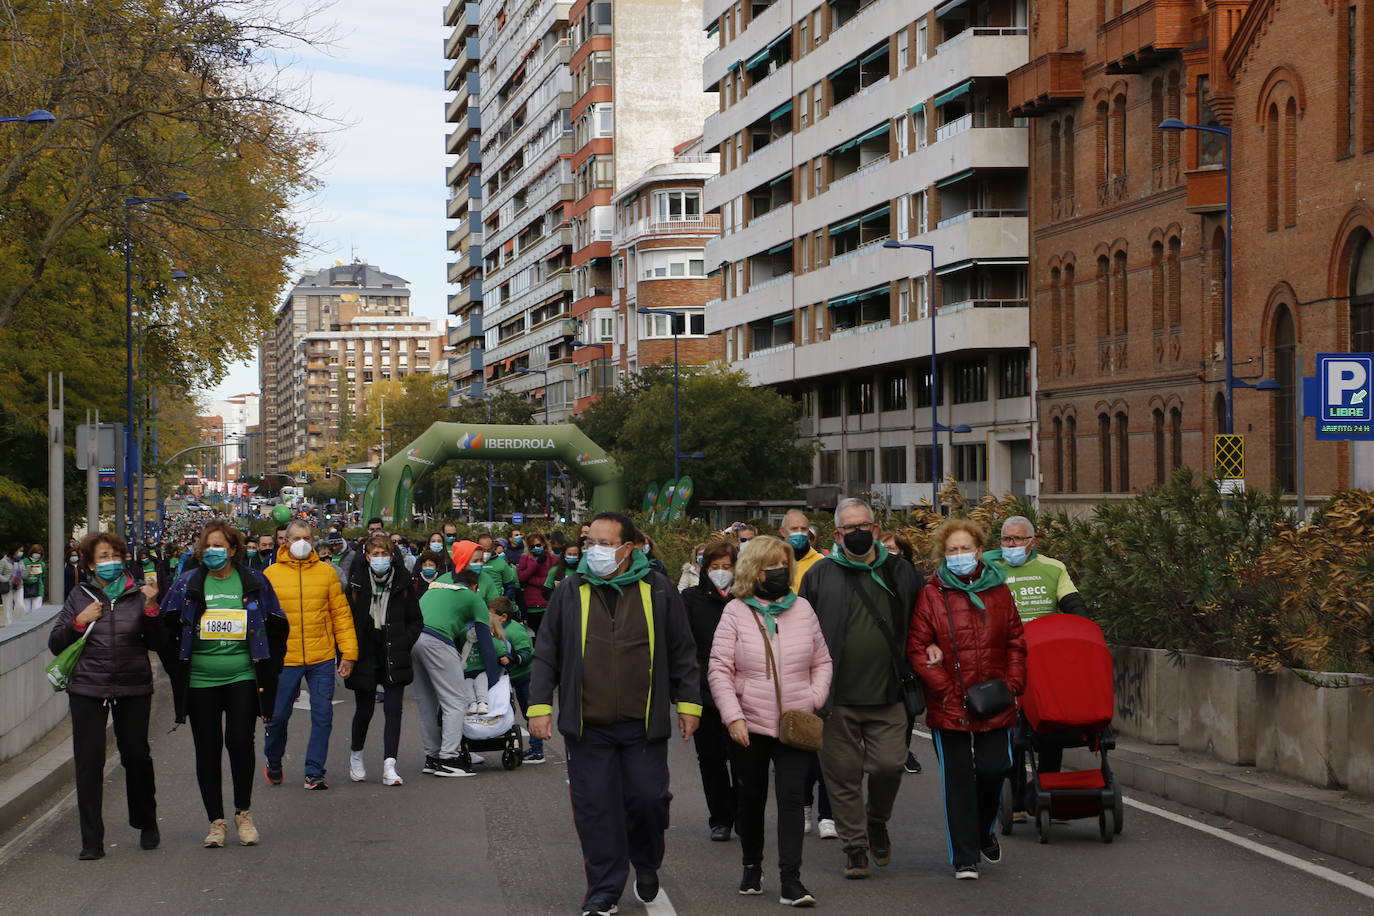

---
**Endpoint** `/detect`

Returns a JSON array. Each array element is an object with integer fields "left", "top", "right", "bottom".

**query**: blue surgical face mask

[
  {"left": 513, "top": 536, "right": 524, "bottom": 547},
  {"left": 96, "top": 560, "right": 124, "bottom": 582},
  {"left": 1001, "top": 545, "right": 1029, "bottom": 567},
  {"left": 370, "top": 556, "right": 392, "bottom": 576},
  {"left": 787, "top": 532, "right": 810, "bottom": 553},
  {"left": 420, "top": 567, "right": 438, "bottom": 581},
  {"left": 946, "top": 552, "right": 979, "bottom": 577},
  {"left": 202, "top": 547, "right": 229, "bottom": 571},
  {"left": 469, "top": 562, "right": 484, "bottom": 575},
  {"left": 246, "top": 548, "right": 258, "bottom": 558},
  {"left": 531, "top": 547, "right": 544, "bottom": 556}
]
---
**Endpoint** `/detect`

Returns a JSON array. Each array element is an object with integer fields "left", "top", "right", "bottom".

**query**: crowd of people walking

[{"left": 39, "top": 497, "right": 1084, "bottom": 914}]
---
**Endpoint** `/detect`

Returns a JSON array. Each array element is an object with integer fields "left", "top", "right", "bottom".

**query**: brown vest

[{"left": 580, "top": 583, "right": 651, "bottom": 726}]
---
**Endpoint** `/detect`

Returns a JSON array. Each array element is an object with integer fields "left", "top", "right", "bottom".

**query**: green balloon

[{"left": 271, "top": 504, "right": 292, "bottom": 524}]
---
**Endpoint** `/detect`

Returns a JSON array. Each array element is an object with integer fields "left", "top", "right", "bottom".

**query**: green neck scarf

[
  {"left": 102, "top": 573, "right": 130, "bottom": 604},
  {"left": 828, "top": 542, "right": 894, "bottom": 595},
  {"left": 577, "top": 548, "right": 651, "bottom": 593},
  {"left": 936, "top": 559, "right": 1006, "bottom": 610},
  {"left": 743, "top": 590, "right": 797, "bottom": 636}
]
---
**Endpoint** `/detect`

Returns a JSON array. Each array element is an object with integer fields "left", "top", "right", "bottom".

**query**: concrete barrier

[
  {"left": 0, "top": 604, "right": 64, "bottom": 765},
  {"left": 1111, "top": 646, "right": 1179, "bottom": 744},
  {"left": 1178, "top": 654, "right": 1258, "bottom": 766},
  {"left": 1349, "top": 687, "right": 1374, "bottom": 798},
  {"left": 1256, "top": 669, "right": 1372, "bottom": 789}
]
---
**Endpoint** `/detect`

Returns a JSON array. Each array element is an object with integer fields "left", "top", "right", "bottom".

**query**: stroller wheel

[
  {"left": 999, "top": 780, "right": 1014, "bottom": 836},
  {"left": 501, "top": 748, "right": 517, "bottom": 770},
  {"left": 1099, "top": 809, "right": 1115, "bottom": 844},
  {"left": 1114, "top": 791, "right": 1125, "bottom": 835},
  {"left": 1037, "top": 808, "right": 1051, "bottom": 844}
]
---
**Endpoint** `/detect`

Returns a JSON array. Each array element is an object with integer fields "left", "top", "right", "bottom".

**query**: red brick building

[{"left": 1013, "top": 0, "right": 1370, "bottom": 511}]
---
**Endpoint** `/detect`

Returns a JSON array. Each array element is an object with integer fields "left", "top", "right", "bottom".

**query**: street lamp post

[
  {"left": 515, "top": 367, "right": 553, "bottom": 516},
  {"left": 0, "top": 109, "right": 55, "bottom": 125},
  {"left": 635, "top": 308, "right": 688, "bottom": 482},
  {"left": 123, "top": 192, "right": 188, "bottom": 540}
]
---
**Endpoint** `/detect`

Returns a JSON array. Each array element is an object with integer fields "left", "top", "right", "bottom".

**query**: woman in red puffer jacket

[{"left": 908, "top": 517, "right": 1025, "bottom": 881}]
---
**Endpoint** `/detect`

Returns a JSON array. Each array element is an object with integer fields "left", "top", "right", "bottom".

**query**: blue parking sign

[{"left": 1305, "top": 353, "right": 1374, "bottom": 440}]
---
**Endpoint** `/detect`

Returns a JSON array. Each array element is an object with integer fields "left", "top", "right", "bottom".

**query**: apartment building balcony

[
  {"left": 448, "top": 279, "right": 484, "bottom": 315},
  {"left": 1100, "top": 0, "right": 1193, "bottom": 74},
  {"left": 1007, "top": 51, "right": 1085, "bottom": 117},
  {"left": 1185, "top": 166, "right": 1226, "bottom": 213},
  {"left": 451, "top": 105, "right": 481, "bottom": 145},
  {"left": 444, "top": 0, "right": 478, "bottom": 36},
  {"left": 449, "top": 313, "right": 483, "bottom": 345},
  {"left": 618, "top": 213, "right": 722, "bottom": 247}
]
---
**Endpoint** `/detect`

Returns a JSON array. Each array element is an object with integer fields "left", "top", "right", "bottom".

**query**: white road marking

[
  {"left": 292, "top": 696, "right": 343, "bottom": 710},
  {"left": 915, "top": 725, "right": 1374, "bottom": 901},
  {"left": 643, "top": 888, "right": 679, "bottom": 915},
  {"left": 0, "top": 784, "right": 78, "bottom": 870}
]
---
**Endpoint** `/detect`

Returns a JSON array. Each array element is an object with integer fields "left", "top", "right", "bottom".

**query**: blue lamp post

[
  {"left": 0, "top": 110, "right": 56, "bottom": 125},
  {"left": 635, "top": 307, "right": 690, "bottom": 482},
  {"left": 514, "top": 367, "right": 552, "bottom": 516}
]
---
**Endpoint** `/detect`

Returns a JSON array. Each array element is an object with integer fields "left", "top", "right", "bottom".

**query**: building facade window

[
  {"left": 1098, "top": 412, "right": 1112, "bottom": 492},
  {"left": 1153, "top": 408, "right": 1166, "bottom": 484},
  {"left": 951, "top": 357, "right": 988, "bottom": 404},
  {"left": 1066, "top": 415, "right": 1078, "bottom": 491},
  {"left": 999, "top": 351, "right": 1029, "bottom": 398},
  {"left": 1352, "top": 233, "right": 1374, "bottom": 350},
  {"left": 882, "top": 372, "right": 907, "bottom": 411},
  {"left": 1115, "top": 411, "right": 1130, "bottom": 492},
  {"left": 1053, "top": 416, "right": 1065, "bottom": 492},
  {"left": 1170, "top": 406, "right": 1183, "bottom": 470},
  {"left": 881, "top": 446, "right": 907, "bottom": 483},
  {"left": 847, "top": 378, "right": 875, "bottom": 414},
  {"left": 847, "top": 448, "right": 875, "bottom": 488},
  {"left": 1273, "top": 305, "right": 1297, "bottom": 491}
]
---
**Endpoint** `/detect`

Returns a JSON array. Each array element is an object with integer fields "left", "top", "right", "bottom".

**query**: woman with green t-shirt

[
  {"left": 161, "top": 520, "right": 288, "bottom": 848},
  {"left": 21, "top": 543, "right": 46, "bottom": 612}
]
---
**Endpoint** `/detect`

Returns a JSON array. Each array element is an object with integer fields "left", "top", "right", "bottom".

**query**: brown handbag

[{"left": 751, "top": 611, "right": 824, "bottom": 752}]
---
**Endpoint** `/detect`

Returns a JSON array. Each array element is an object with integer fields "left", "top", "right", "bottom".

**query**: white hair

[
  {"left": 1001, "top": 515, "right": 1036, "bottom": 536},
  {"left": 834, "top": 497, "right": 874, "bottom": 526}
]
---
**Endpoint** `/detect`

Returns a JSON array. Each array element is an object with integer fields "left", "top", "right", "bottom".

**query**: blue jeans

[
  {"left": 264, "top": 660, "right": 336, "bottom": 777},
  {"left": 512, "top": 677, "right": 543, "bottom": 754}
]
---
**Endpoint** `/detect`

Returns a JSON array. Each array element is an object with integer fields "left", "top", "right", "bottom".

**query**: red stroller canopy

[{"left": 1021, "top": 614, "right": 1115, "bottom": 733}]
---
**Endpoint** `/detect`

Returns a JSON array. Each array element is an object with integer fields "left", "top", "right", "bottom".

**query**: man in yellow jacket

[{"left": 263, "top": 521, "right": 358, "bottom": 789}]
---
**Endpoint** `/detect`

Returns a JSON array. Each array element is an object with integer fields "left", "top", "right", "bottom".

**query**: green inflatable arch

[{"left": 360, "top": 422, "right": 626, "bottom": 524}]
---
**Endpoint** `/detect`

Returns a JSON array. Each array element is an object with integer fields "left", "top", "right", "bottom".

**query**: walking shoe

[
  {"left": 980, "top": 836, "right": 1001, "bottom": 864},
  {"left": 1011, "top": 810, "right": 1028, "bottom": 824},
  {"left": 422, "top": 755, "right": 439, "bottom": 775},
  {"left": 739, "top": 864, "right": 763, "bottom": 895},
  {"left": 868, "top": 821, "right": 891, "bottom": 866},
  {"left": 954, "top": 865, "right": 979, "bottom": 880},
  {"left": 204, "top": 819, "right": 227, "bottom": 848},
  {"left": 433, "top": 758, "right": 475, "bottom": 778},
  {"left": 803, "top": 805, "right": 813, "bottom": 834},
  {"left": 303, "top": 774, "right": 329, "bottom": 790},
  {"left": 264, "top": 762, "right": 283, "bottom": 786},
  {"left": 234, "top": 811, "right": 259, "bottom": 846},
  {"left": 469, "top": 752, "right": 486, "bottom": 766},
  {"left": 467, "top": 702, "right": 479, "bottom": 714},
  {"left": 842, "top": 847, "right": 869, "bottom": 879},
  {"left": 633, "top": 869, "right": 659, "bottom": 904},
  {"left": 817, "top": 819, "right": 838, "bottom": 840},
  {"left": 349, "top": 750, "right": 367, "bottom": 782},
  {"left": 904, "top": 751, "right": 922, "bottom": 775},
  {"left": 77, "top": 847, "right": 104, "bottom": 861},
  {"left": 523, "top": 750, "right": 546, "bottom": 765},
  {"left": 710, "top": 825, "right": 732, "bottom": 842},
  {"left": 580, "top": 905, "right": 618, "bottom": 916},
  {"left": 779, "top": 877, "right": 816, "bottom": 907},
  {"left": 140, "top": 826, "right": 160, "bottom": 850},
  {"left": 476, "top": 701, "right": 489, "bottom": 714},
  {"left": 382, "top": 757, "right": 403, "bottom": 786}
]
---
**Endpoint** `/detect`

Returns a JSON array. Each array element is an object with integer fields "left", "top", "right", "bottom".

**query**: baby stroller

[
  {"left": 458, "top": 673, "right": 525, "bottom": 771},
  {"left": 1001, "top": 613, "right": 1124, "bottom": 843}
]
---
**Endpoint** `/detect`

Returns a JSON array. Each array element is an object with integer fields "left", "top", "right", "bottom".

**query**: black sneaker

[
  {"left": 523, "top": 750, "right": 546, "bottom": 765},
  {"left": 580, "top": 904, "right": 618, "bottom": 916},
  {"left": 739, "top": 864, "right": 763, "bottom": 895},
  {"left": 869, "top": 821, "right": 891, "bottom": 866},
  {"left": 139, "top": 826, "right": 160, "bottom": 850},
  {"left": 633, "top": 870, "right": 659, "bottom": 904},
  {"left": 710, "top": 824, "right": 732, "bottom": 841},
  {"left": 264, "top": 762, "right": 283, "bottom": 785},
  {"left": 981, "top": 835, "right": 1002, "bottom": 864},
  {"left": 904, "top": 751, "right": 922, "bottom": 774},
  {"left": 303, "top": 774, "right": 329, "bottom": 790},
  {"left": 779, "top": 877, "right": 816, "bottom": 907},
  {"left": 954, "top": 864, "right": 979, "bottom": 880},
  {"left": 842, "top": 847, "right": 869, "bottom": 879},
  {"left": 433, "top": 758, "right": 475, "bottom": 778},
  {"left": 422, "top": 755, "right": 439, "bottom": 775},
  {"left": 77, "top": 847, "right": 104, "bottom": 861}
]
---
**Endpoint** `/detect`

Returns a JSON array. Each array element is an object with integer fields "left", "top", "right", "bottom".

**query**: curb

[
  {"left": 0, "top": 734, "right": 77, "bottom": 838},
  {"left": 1066, "top": 745, "right": 1374, "bottom": 871}
]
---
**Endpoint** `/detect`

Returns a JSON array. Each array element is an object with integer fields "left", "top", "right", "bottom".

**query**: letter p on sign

[{"left": 1322, "top": 357, "right": 1373, "bottom": 421}]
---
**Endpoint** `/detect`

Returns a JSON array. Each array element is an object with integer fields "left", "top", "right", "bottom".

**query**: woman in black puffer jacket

[
  {"left": 681, "top": 539, "right": 739, "bottom": 841},
  {"left": 49, "top": 531, "right": 167, "bottom": 861},
  {"left": 344, "top": 532, "right": 423, "bottom": 786}
]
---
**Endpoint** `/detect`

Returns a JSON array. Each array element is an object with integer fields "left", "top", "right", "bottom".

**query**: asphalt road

[{"left": 1, "top": 680, "right": 1372, "bottom": 916}]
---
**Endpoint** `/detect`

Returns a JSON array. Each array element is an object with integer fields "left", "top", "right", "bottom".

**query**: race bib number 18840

[{"left": 200, "top": 609, "right": 248, "bottom": 641}]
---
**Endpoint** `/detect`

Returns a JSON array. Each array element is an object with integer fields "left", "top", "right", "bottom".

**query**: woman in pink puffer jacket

[{"left": 709, "top": 535, "right": 832, "bottom": 907}]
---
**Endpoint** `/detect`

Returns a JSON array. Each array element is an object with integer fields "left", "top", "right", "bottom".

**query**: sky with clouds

[{"left": 210, "top": 0, "right": 450, "bottom": 401}]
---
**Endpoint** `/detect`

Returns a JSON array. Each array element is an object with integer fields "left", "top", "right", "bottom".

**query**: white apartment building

[{"left": 702, "top": 0, "right": 1033, "bottom": 508}]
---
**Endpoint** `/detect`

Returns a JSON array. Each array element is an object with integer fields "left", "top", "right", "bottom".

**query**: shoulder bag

[
  {"left": 45, "top": 588, "right": 102, "bottom": 692},
  {"left": 750, "top": 611, "right": 824, "bottom": 752},
  {"left": 940, "top": 589, "right": 1012, "bottom": 720},
  {"left": 849, "top": 565, "right": 926, "bottom": 718}
]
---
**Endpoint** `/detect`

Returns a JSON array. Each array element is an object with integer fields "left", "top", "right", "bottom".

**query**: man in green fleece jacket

[{"left": 529, "top": 512, "right": 700, "bottom": 915}]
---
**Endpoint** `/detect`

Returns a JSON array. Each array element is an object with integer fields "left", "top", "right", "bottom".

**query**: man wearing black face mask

[{"left": 798, "top": 497, "right": 932, "bottom": 880}]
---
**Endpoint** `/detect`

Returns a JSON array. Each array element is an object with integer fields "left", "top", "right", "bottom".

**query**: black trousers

[
  {"left": 351, "top": 683, "right": 405, "bottom": 759},
  {"left": 69, "top": 693, "right": 156, "bottom": 851},
  {"left": 566, "top": 721, "right": 670, "bottom": 909},
  {"left": 692, "top": 705, "right": 736, "bottom": 829},
  {"left": 802, "top": 753, "right": 832, "bottom": 819},
  {"left": 932, "top": 727, "right": 1013, "bottom": 868},
  {"left": 727, "top": 733, "right": 810, "bottom": 879},
  {"left": 187, "top": 680, "right": 258, "bottom": 821}
]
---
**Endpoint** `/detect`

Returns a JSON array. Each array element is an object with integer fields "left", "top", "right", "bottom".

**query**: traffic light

[{"left": 324, "top": 466, "right": 333, "bottom": 480}]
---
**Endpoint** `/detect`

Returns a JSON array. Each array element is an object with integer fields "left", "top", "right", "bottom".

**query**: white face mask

[
  {"left": 482, "top": 551, "right": 492, "bottom": 562},
  {"left": 707, "top": 568, "right": 734, "bottom": 591},
  {"left": 289, "top": 539, "right": 312, "bottom": 560},
  {"left": 585, "top": 544, "right": 621, "bottom": 577}
]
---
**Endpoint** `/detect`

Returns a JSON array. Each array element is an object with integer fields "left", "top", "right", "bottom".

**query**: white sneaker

[
  {"left": 803, "top": 805, "right": 813, "bottom": 835},
  {"left": 382, "top": 757, "right": 403, "bottom": 786},
  {"left": 349, "top": 750, "right": 366, "bottom": 783},
  {"left": 469, "top": 752, "right": 486, "bottom": 766},
  {"left": 817, "top": 819, "right": 838, "bottom": 839},
  {"left": 467, "top": 702, "right": 479, "bottom": 714},
  {"left": 476, "top": 701, "right": 489, "bottom": 714}
]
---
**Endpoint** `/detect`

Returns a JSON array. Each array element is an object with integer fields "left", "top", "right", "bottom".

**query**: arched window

[
  {"left": 1165, "top": 71, "right": 1181, "bottom": 172},
  {"left": 1058, "top": 0, "right": 1069, "bottom": 47},
  {"left": 1167, "top": 235, "right": 1182, "bottom": 329},
  {"left": 1115, "top": 411, "right": 1130, "bottom": 492},
  {"left": 1169, "top": 406, "right": 1183, "bottom": 469},
  {"left": 1266, "top": 103, "right": 1279, "bottom": 231},
  {"left": 1273, "top": 305, "right": 1296, "bottom": 491},
  {"left": 1151, "top": 241, "right": 1165, "bottom": 332},
  {"left": 1063, "top": 262, "right": 1077, "bottom": 347},
  {"left": 1213, "top": 391, "right": 1226, "bottom": 444},
  {"left": 1096, "top": 101, "right": 1110, "bottom": 191},
  {"left": 1112, "top": 249, "right": 1129, "bottom": 336},
  {"left": 1097, "top": 255, "right": 1111, "bottom": 338},
  {"left": 1098, "top": 413, "right": 1112, "bottom": 492},
  {"left": 1050, "top": 266, "right": 1063, "bottom": 349},
  {"left": 1209, "top": 227, "right": 1226, "bottom": 356},
  {"left": 1050, "top": 121, "right": 1062, "bottom": 206},
  {"left": 1066, "top": 415, "right": 1079, "bottom": 491},
  {"left": 1111, "top": 94, "right": 1127, "bottom": 181},
  {"left": 1063, "top": 115, "right": 1076, "bottom": 200},
  {"left": 1350, "top": 231, "right": 1374, "bottom": 351},
  {"left": 1150, "top": 79, "right": 1164, "bottom": 182},
  {"left": 1153, "top": 408, "right": 1166, "bottom": 484},
  {"left": 1283, "top": 98, "right": 1298, "bottom": 228},
  {"left": 1053, "top": 416, "right": 1065, "bottom": 492}
]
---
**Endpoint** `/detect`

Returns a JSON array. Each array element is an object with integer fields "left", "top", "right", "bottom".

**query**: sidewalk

[{"left": 1066, "top": 734, "right": 1374, "bottom": 870}]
